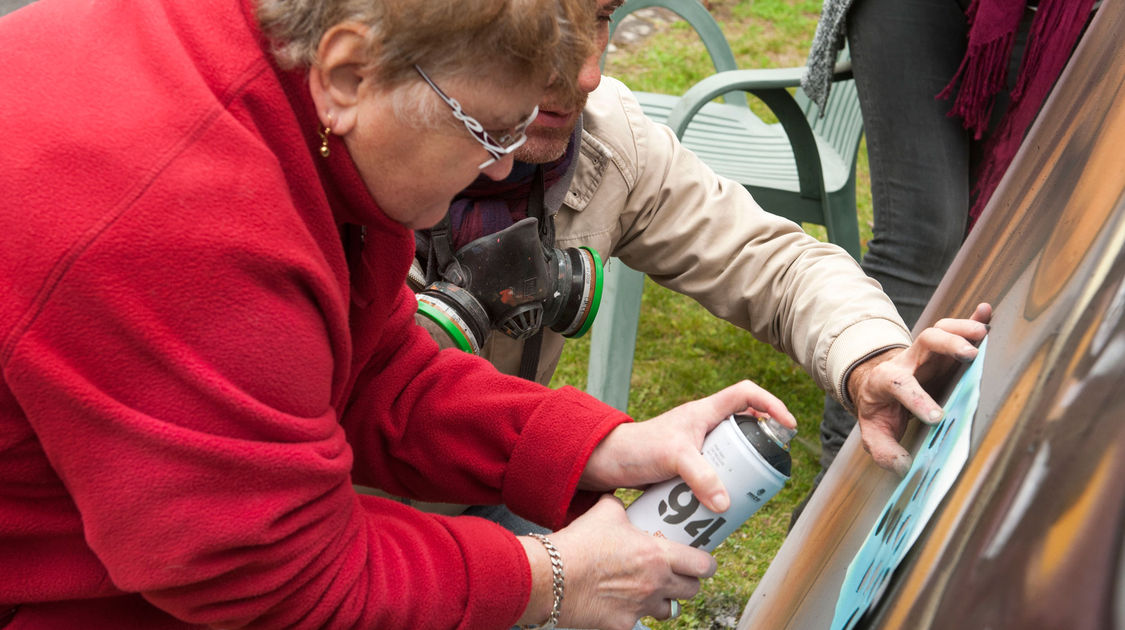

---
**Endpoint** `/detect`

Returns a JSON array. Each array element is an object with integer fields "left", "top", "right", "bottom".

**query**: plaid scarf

[
  {"left": 444, "top": 140, "right": 577, "bottom": 251},
  {"left": 938, "top": 0, "right": 1096, "bottom": 224}
]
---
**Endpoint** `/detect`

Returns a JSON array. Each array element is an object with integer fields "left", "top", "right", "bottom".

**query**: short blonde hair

[{"left": 257, "top": 0, "right": 595, "bottom": 100}]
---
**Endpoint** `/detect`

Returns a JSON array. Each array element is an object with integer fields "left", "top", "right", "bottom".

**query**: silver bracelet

[{"left": 524, "top": 533, "right": 564, "bottom": 630}]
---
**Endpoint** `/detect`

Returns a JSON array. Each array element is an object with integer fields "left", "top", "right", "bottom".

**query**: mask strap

[
  {"left": 428, "top": 214, "right": 466, "bottom": 286},
  {"left": 528, "top": 165, "right": 555, "bottom": 249},
  {"left": 517, "top": 164, "right": 550, "bottom": 382}
]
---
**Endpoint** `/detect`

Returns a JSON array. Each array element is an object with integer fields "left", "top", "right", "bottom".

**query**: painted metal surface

[{"left": 738, "top": 1, "right": 1125, "bottom": 628}]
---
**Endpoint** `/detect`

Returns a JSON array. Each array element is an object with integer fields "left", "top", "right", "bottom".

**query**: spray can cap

[{"left": 759, "top": 416, "right": 797, "bottom": 449}]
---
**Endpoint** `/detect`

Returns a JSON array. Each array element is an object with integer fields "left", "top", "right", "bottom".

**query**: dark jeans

[
  {"left": 848, "top": 0, "right": 973, "bottom": 332},
  {"left": 816, "top": 0, "right": 974, "bottom": 483},
  {"left": 795, "top": 0, "right": 1032, "bottom": 526},
  {"left": 462, "top": 504, "right": 551, "bottom": 535}
]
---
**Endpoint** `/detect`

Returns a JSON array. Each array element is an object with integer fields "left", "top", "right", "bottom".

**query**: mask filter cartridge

[{"left": 416, "top": 217, "right": 603, "bottom": 353}]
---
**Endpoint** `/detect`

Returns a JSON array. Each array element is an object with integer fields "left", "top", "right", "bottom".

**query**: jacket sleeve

[
  {"left": 4, "top": 187, "right": 625, "bottom": 630},
  {"left": 570, "top": 77, "right": 912, "bottom": 407},
  {"left": 345, "top": 281, "right": 626, "bottom": 529}
]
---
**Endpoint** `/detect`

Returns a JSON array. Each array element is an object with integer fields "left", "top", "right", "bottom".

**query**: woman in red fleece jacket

[{"left": 0, "top": 0, "right": 808, "bottom": 628}]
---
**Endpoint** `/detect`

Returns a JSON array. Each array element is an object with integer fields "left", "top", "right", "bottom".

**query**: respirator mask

[{"left": 416, "top": 217, "right": 603, "bottom": 354}]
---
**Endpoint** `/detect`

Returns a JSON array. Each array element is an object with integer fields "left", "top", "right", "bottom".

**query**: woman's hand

[
  {"left": 579, "top": 380, "right": 796, "bottom": 514},
  {"left": 519, "top": 494, "right": 718, "bottom": 630}
]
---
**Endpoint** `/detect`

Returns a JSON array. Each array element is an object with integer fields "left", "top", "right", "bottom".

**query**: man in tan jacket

[{"left": 409, "top": 0, "right": 988, "bottom": 527}]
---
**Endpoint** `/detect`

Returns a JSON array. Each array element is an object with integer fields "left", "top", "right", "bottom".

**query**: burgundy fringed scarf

[{"left": 938, "top": 0, "right": 1095, "bottom": 227}]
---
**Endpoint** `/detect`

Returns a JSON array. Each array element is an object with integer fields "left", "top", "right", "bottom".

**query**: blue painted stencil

[{"left": 830, "top": 337, "right": 988, "bottom": 630}]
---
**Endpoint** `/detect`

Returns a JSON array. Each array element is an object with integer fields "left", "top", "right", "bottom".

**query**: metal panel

[{"left": 739, "top": 2, "right": 1125, "bottom": 628}]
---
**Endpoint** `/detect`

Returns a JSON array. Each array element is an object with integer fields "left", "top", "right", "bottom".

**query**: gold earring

[{"left": 318, "top": 124, "right": 332, "bottom": 158}]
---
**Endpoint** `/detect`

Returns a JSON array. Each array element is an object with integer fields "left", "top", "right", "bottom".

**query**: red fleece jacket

[{"left": 0, "top": 0, "right": 629, "bottom": 628}]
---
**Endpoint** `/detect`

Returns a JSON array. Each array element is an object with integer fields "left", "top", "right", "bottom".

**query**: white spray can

[{"left": 625, "top": 414, "right": 795, "bottom": 552}]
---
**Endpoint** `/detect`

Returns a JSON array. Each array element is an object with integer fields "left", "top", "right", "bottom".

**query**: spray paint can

[{"left": 625, "top": 414, "right": 795, "bottom": 552}]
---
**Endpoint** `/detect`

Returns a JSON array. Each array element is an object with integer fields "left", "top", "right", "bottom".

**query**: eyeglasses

[{"left": 414, "top": 65, "right": 539, "bottom": 169}]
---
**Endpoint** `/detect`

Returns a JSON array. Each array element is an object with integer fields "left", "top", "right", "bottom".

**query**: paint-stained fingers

[
  {"left": 862, "top": 426, "right": 913, "bottom": 477},
  {"left": 909, "top": 326, "right": 982, "bottom": 365}
]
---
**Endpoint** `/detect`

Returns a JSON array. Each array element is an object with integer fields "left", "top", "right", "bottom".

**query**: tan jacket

[{"left": 414, "top": 76, "right": 911, "bottom": 409}]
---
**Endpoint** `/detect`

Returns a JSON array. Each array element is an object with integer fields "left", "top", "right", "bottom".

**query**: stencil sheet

[{"left": 831, "top": 337, "right": 988, "bottom": 630}]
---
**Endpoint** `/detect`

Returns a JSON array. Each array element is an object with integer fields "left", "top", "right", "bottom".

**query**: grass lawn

[{"left": 548, "top": 1, "right": 875, "bottom": 627}]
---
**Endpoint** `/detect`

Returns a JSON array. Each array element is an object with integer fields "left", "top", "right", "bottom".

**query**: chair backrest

[
  {"left": 606, "top": 0, "right": 748, "bottom": 110},
  {"left": 795, "top": 47, "right": 863, "bottom": 171}
]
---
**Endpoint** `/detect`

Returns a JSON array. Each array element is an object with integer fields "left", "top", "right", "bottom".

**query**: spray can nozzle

[{"left": 759, "top": 416, "right": 797, "bottom": 449}]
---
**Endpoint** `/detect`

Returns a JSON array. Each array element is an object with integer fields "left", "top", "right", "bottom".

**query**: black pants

[{"left": 800, "top": 0, "right": 1033, "bottom": 523}]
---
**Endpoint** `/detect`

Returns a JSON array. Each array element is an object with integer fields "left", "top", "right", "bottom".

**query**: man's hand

[
  {"left": 848, "top": 302, "right": 992, "bottom": 475},
  {"left": 579, "top": 380, "right": 796, "bottom": 514}
]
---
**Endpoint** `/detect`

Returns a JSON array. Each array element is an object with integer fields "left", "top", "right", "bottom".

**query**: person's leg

[
  {"left": 461, "top": 504, "right": 551, "bottom": 535},
  {"left": 851, "top": 0, "right": 972, "bottom": 328},
  {"left": 792, "top": 0, "right": 971, "bottom": 528}
]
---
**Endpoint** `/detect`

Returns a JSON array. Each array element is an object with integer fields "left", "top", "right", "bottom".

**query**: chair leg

[
  {"left": 825, "top": 184, "right": 863, "bottom": 262},
  {"left": 585, "top": 260, "right": 645, "bottom": 412},
  {"left": 825, "top": 216, "right": 862, "bottom": 262}
]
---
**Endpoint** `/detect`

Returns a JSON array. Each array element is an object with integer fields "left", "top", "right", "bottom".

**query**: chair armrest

[
  {"left": 666, "top": 66, "right": 826, "bottom": 200},
  {"left": 660, "top": 58, "right": 851, "bottom": 106},
  {"left": 831, "top": 59, "right": 853, "bottom": 80}
]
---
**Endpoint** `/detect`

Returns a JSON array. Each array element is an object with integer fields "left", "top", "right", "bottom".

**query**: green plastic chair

[
  {"left": 602, "top": 0, "right": 747, "bottom": 110},
  {"left": 586, "top": 0, "right": 864, "bottom": 411},
  {"left": 607, "top": 0, "right": 864, "bottom": 260},
  {"left": 664, "top": 61, "right": 864, "bottom": 260}
]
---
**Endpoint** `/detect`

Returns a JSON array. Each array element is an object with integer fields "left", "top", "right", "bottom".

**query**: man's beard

[
  {"left": 515, "top": 125, "right": 575, "bottom": 164},
  {"left": 514, "top": 91, "right": 588, "bottom": 164}
]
